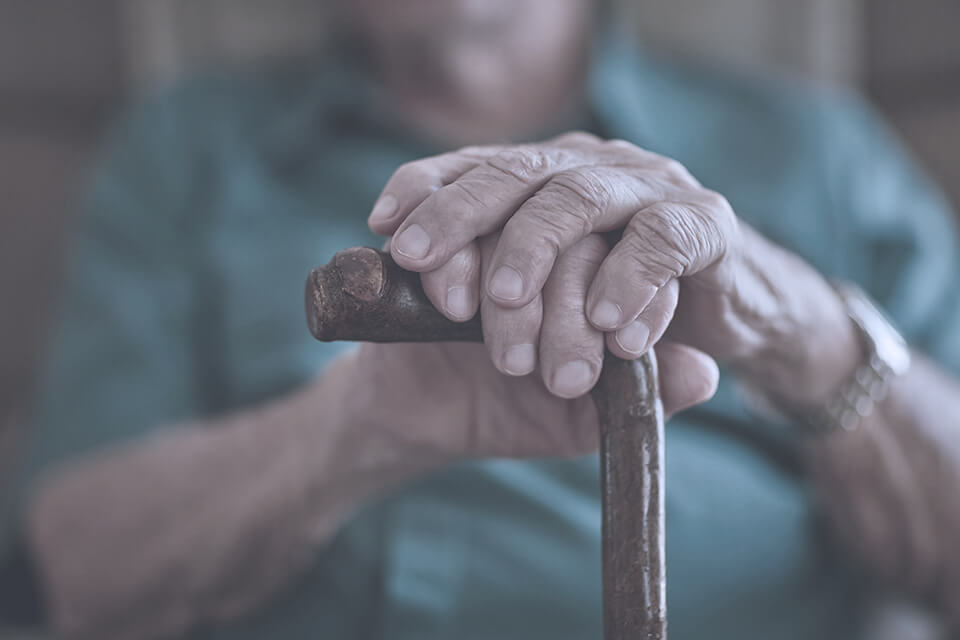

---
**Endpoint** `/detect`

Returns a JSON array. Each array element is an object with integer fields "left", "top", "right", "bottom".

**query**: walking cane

[{"left": 306, "top": 247, "right": 667, "bottom": 639}]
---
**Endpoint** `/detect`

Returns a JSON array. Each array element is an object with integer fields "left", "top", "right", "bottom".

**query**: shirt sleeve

[
  {"left": 824, "top": 97, "right": 960, "bottom": 375},
  {"left": 0, "top": 88, "right": 208, "bottom": 564}
]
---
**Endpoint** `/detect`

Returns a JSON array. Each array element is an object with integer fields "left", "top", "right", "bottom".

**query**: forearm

[
  {"left": 718, "top": 226, "right": 960, "bottom": 621},
  {"left": 804, "top": 358, "right": 960, "bottom": 625},
  {"left": 25, "top": 350, "right": 430, "bottom": 639}
]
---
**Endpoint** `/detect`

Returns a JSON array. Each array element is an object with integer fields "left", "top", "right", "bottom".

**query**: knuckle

[
  {"left": 652, "top": 204, "right": 701, "bottom": 257},
  {"left": 544, "top": 170, "right": 610, "bottom": 229},
  {"left": 426, "top": 182, "right": 485, "bottom": 223},
  {"left": 660, "top": 158, "right": 688, "bottom": 178},
  {"left": 626, "top": 206, "right": 691, "bottom": 278},
  {"left": 699, "top": 188, "right": 731, "bottom": 212},
  {"left": 503, "top": 210, "right": 566, "bottom": 259},
  {"left": 487, "top": 146, "right": 556, "bottom": 183},
  {"left": 631, "top": 173, "right": 668, "bottom": 200},
  {"left": 604, "top": 138, "right": 651, "bottom": 163},
  {"left": 392, "top": 160, "right": 434, "bottom": 186},
  {"left": 645, "top": 155, "right": 691, "bottom": 182},
  {"left": 554, "top": 130, "right": 601, "bottom": 146},
  {"left": 698, "top": 192, "right": 740, "bottom": 260},
  {"left": 455, "top": 144, "right": 496, "bottom": 159},
  {"left": 695, "top": 191, "right": 738, "bottom": 243},
  {"left": 641, "top": 196, "right": 735, "bottom": 270},
  {"left": 659, "top": 159, "right": 699, "bottom": 187},
  {"left": 605, "top": 138, "right": 637, "bottom": 151},
  {"left": 548, "top": 332, "right": 602, "bottom": 364},
  {"left": 447, "top": 179, "right": 496, "bottom": 209}
]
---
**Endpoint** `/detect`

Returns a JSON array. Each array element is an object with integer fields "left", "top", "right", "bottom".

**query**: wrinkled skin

[{"left": 370, "top": 132, "right": 739, "bottom": 401}]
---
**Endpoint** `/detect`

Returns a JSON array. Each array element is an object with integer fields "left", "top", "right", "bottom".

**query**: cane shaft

[{"left": 595, "top": 354, "right": 666, "bottom": 640}]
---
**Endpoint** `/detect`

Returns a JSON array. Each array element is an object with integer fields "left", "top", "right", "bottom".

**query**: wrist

[
  {"left": 288, "top": 350, "right": 450, "bottom": 503},
  {"left": 767, "top": 281, "right": 911, "bottom": 432},
  {"left": 751, "top": 285, "right": 863, "bottom": 410},
  {"left": 727, "top": 232, "right": 863, "bottom": 409}
]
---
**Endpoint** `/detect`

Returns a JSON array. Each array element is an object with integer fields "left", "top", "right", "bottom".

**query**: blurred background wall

[{"left": 1, "top": 0, "right": 959, "bottom": 463}]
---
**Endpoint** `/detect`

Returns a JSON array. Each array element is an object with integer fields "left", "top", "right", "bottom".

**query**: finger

[
  {"left": 539, "top": 234, "right": 608, "bottom": 398},
  {"left": 483, "top": 166, "right": 670, "bottom": 308},
  {"left": 586, "top": 197, "right": 735, "bottom": 330},
  {"left": 654, "top": 341, "right": 720, "bottom": 419},
  {"left": 604, "top": 279, "right": 679, "bottom": 360},
  {"left": 368, "top": 148, "right": 497, "bottom": 235},
  {"left": 390, "top": 145, "right": 581, "bottom": 271},
  {"left": 552, "top": 132, "right": 702, "bottom": 192},
  {"left": 420, "top": 242, "right": 482, "bottom": 322},
  {"left": 478, "top": 234, "right": 542, "bottom": 376}
]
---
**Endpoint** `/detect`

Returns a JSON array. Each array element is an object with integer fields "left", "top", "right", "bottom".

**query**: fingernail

[
  {"left": 591, "top": 300, "right": 622, "bottom": 329},
  {"left": 503, "top": 343, "right": 536, "bottom": 375},
  {"left": 489, "top": 265, "right": 524, "bottom": 301},
  {"left": 394, "top": 224, "right": 431, "bottom": 259},
  {"left": 616, "top": 320, "right": 651, "bottom": 354},
  {"left": 445, "top": 286, "right": 471, "bottom": 319},
  {"left": 552, "top": 360, "right": 595, "bottom": 398},
  {"left": 369, "top": 194, "right": 397, "bottom": 223}
]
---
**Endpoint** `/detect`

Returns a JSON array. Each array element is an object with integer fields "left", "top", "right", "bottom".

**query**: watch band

[
  {"left": 804, "top": 352, "right": 898, "bottom": 433},
  {"left": 801, "top": 281, "right": 910, "bottom": 434}
]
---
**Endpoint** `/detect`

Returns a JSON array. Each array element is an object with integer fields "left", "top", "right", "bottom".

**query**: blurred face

[{"left": 344, "top": 0, "right": 596, "bottom": 143}]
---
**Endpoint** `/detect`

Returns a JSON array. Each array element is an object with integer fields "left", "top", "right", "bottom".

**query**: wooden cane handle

[
  {"left": 306, "top": 247, "right": 666, "bottom": 639},
  {"left": 306, "top": 246, "right": 481, "bottom": 343}
]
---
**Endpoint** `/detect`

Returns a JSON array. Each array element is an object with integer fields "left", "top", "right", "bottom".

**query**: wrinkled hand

[
  {"left": 341, "top": 340, "right": 716, "bottom": 460},
  {"left": 368, "top": 132, "right": 739, "bottom": 400}
]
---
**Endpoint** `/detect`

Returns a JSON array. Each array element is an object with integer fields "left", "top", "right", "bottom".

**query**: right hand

[{"left": 333, "top": 234, "right": 720, "bottom": 462}]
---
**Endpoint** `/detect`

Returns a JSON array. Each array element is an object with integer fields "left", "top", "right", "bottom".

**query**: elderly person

[{"left": 2, "top": 0, "right": 960, "bottom": 638}]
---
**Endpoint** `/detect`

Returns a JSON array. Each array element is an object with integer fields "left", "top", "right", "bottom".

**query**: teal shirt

[{"left": 4, "top": 36, "right": 960, "bottom": 639}]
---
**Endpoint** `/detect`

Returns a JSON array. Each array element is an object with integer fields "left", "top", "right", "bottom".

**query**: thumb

[{"left": 654, "top": 341, "right": 720, "bottom": 419}]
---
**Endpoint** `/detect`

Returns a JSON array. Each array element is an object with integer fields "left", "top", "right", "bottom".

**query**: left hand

[{"left": 368, "top": 132, "right": 854, "bottom": 405}]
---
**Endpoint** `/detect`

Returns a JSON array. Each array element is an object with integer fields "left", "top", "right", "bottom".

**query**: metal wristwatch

[{"left": 801, "top": 281, "right": 911, "bottom": 434}]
